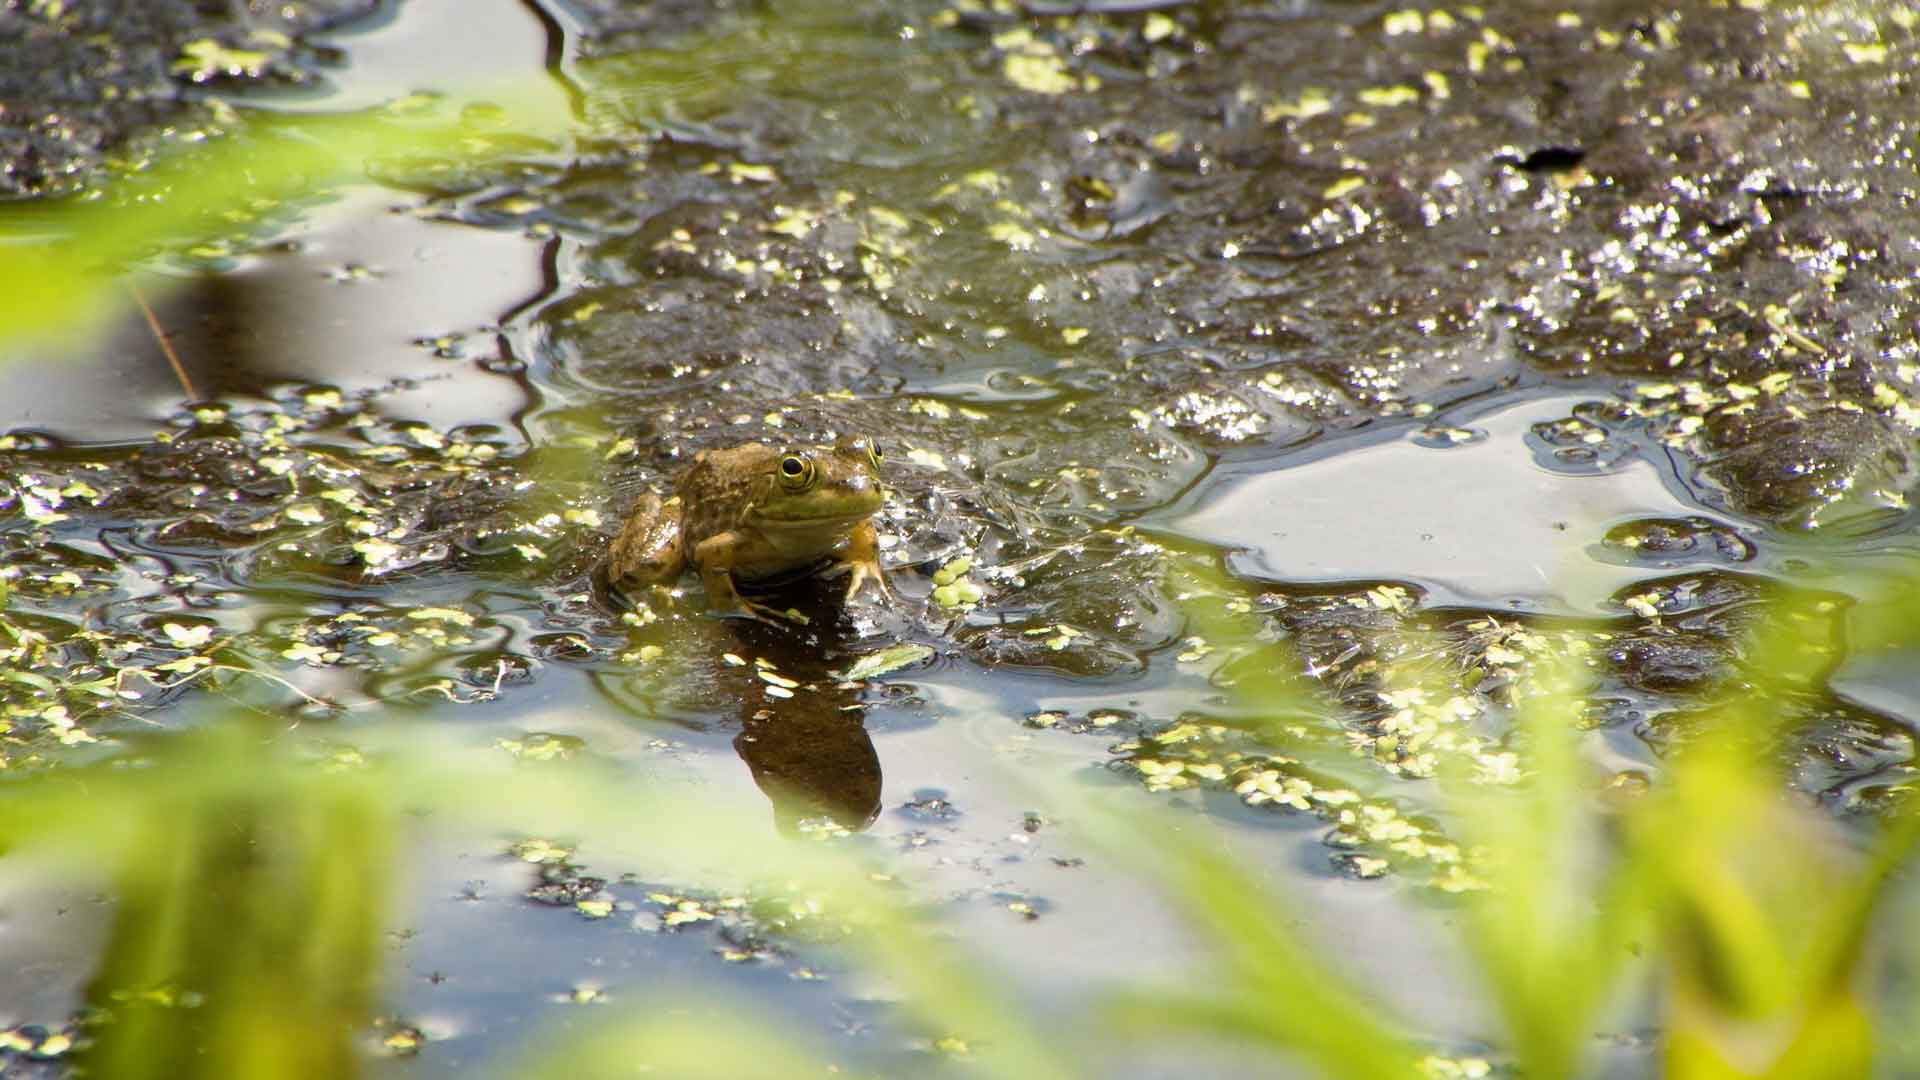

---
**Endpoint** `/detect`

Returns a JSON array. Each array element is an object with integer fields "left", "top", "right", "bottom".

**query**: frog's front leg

[
  {"left": 838, "top": 520, "right": 892, "bottom": 602},
  {"left": 693, "top": 531, "right": 804, "bottom": 625},
  {"left": 609, "top": 494, "right": 685, "bottom": 589}
]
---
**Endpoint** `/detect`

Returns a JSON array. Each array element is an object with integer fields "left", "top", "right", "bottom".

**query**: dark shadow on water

[
  {"left": 734, "top": 706, "right": 882, "bottom": 836},
  {"left": 717, "top": 578, "right": 886, "bottom": 835},
  {"left": 595, "top": 569, "right": 888, "bottom": 836}
]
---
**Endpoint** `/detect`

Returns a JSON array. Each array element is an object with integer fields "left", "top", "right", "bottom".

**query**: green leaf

[{"left": 839, "top": 642, "right": 934, "bottom": 681}]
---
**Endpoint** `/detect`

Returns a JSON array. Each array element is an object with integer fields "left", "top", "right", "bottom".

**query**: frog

[{"left": 609, "top": 435, "right": 891, "bottom": 623}]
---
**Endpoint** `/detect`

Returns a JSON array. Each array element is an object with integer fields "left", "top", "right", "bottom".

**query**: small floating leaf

[
  {"left": 1004, "top": 53, "right": 1076, "bottom": 95},
  {"left": 353, "top": 538, "right": 400, "bottom": 566},
  {"left": 172, "top": 38, "right": 272, "bottom": 81},
  {"left": 841, "top": 643, "right": 934, "bottom": 681},
  {"left": 932, "top": 579, "right": 983, "bottom": 609},
  {"left": 1843, "top": 41, "right": 1888, "bottom": 64},
  {"left": 162, "top": 623, "right": 214, "bottom": 649}
]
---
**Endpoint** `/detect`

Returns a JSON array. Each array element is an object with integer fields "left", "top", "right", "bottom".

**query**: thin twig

[
  {"left": 129, "top": 279, "right": 199, "bottom": 401},
  {"left": 208, "top": 664, "right": 337, "bottom": 709}
]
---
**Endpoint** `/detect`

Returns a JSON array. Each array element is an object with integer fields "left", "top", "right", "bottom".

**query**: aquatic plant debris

[{"left": 840, "top": 643, "right": 935, "bottom": 681}]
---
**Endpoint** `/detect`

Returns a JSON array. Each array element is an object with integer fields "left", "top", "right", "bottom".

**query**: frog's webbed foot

[
  {"left": 839, "top": 520, "right": 892, "bottom": 603},
  {"left": 696, "top": 533, "right": 808, "bottom": 626},
  {"left": 842, "top": 559, "right": 891, "bottom": 602},
  {"left": 735, "top": 596, "right": 809, "bottom": 626},
  {"left": 710, "top": 583, "right": 808, "bottom": 627}
]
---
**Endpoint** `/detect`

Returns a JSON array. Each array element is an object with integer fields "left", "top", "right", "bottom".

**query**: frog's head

[{"left": 747, "top": 435, "right": 885, "bottom": 528}]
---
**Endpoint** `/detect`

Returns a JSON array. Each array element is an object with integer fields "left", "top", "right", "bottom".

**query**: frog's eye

[
  {"left": 777, "top": 453, "right": 815, "bottom": 490},
  {"left": 866, "top": 441, "right": 884, "bottom": 468}
]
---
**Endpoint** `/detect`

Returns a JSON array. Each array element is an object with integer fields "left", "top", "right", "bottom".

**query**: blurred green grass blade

[
  {"left": 1124, "top": 559, "right": 1444, "bottom": 1075},
  {"left": 0, "top": 723, "right": 399, "bottom": 1080},
  {"left": 1104, "top": 992, "right": 1411, "bottom": 1077},
  {"left": 1168, "top": 551, "right": 1323, "bottom": 727},
  {"left": 1843, "top": 574, "right": 1920, "bottom": 659},
  {"left": 1667, "top": 984, "right": 1872, "bottom": 1080},
  {"left": 844, "top": 905, "right": 1080, "bottom": 1078},
  {"left": 86, "top": 792, "right": 390, "bottom": 1079},
  {"left": 498, "top": 1003, "right": 865, "bottom": 1080},
  {"left": 380, "top": 735, "right": 1082, "bottom": 1078},
  {"left": 1630, "top": 589, "right": 1920, "bottom": 1078},
  {"left": 0, "top": 99, "right": 567, "bottom": 350},
  {"left": 1080, "top": 807, "right": 1418, "bottom": 1079},
  {"left": 1641, "top": 756, "right": 1798, "bottom": 1016},
  {"left": 1447, "top": 650, "right": 1644, "bottom": 1078}
]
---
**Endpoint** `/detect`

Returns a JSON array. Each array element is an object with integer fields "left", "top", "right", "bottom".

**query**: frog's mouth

[{"left": 747, "top": 505, "right": 879, "bottom": 530}]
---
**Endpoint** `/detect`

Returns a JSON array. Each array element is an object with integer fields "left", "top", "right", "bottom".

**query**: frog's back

[{"left": 676, "top": 443, "right": 775, "bottom": 545}]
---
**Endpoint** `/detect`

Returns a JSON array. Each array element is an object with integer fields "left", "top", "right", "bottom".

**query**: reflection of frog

[
  {"left": 609, "top": 436, "right": 890, "bottom": 623},
  {"left": 735, "top": 709, "right": 882, "bottom": 834}
]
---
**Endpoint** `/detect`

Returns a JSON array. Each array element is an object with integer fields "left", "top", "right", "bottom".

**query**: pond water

[{"left": 3, "top": 0, "right": 1919, "bottom": 1075}]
